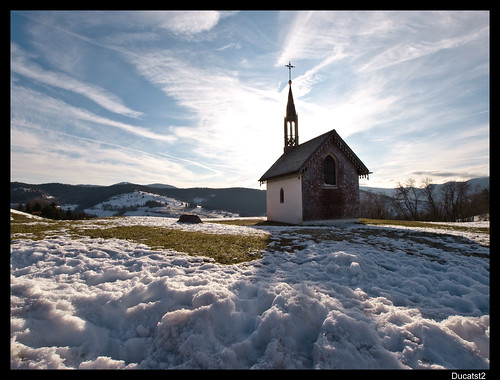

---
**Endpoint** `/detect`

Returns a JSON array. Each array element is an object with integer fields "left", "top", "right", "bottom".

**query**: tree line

[
  {"left": 15, "top": 200, "right": 91, "bottom": 220},
  {"left": 360, "top": 178, "right": 489, "bottom": 222}
]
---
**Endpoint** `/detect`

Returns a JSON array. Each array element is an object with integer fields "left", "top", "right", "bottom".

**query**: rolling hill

[
  {"left": 10, "top": 182, "right": 267, "bottom": 217},
  {"left": 10, "top": 177, "right": 489, "bottom": 219}
]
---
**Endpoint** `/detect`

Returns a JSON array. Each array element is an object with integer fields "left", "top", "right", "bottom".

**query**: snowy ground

[{"left": 10, "top": 213, "right": 489, "bottom": 369}]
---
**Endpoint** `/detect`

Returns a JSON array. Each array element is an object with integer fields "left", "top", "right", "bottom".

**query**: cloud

[
  {"left": 122, "top": 48, "right": 285, "bottom": 183},
  {"left": 20, "top": 10, "right": 230, "bottom": 42},
  {"left": 121, "top": 11, "right": 488, "bottom": 188},
  {"left": 158, "top": 153, "right": 221, "bottom": 174},
  {"left": 276, "top": 11, "right": 488, "bottom": 91},
  {"left": 12, "top": 11, "right": 257, "bottom": 187},
  {"left": 11, "top": 44, "right": 143, "bottom": 118},
  {"left": 276, "top": 11, "right": 394, "bottom": 65},
  {"left": 356, "top": 119, "right": 489, "bottom": 187},
  {"left": 104, "top": 11, "right": 231, "bottom": 37},
  {"left": 358, "top": 24, "right": 489, "bottom": 73},
  {"left": 139, "top": 11, "right": 225, "bottom": 36},
  {"left": 11, "top": 119, "right": 200, "bottom": 187},
  {"left": 11, "top": 85, "right": 176, "bottom": 143},
  {"left": 410, "top": 170, "right": 487, "bottom": 179},
  {"left": 11, "top": 11, "right": 489, "bottom": 189},
  {"left": 274, "top": 12, "right": 489, "bottom": 188}
]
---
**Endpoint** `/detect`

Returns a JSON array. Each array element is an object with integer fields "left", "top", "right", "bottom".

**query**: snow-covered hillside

[
  {"left": 82, "top": 190, "right": 239, "bottom": 218},
  {"left": 10, "top": 214, "right": 489, "bottom": 369}
]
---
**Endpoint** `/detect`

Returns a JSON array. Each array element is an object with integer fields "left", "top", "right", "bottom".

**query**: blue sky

[{"left": 11, "top": 11, "right": 489, "bottom": 189}]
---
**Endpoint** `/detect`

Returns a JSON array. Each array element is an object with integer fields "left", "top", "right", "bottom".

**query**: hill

[
  {"left": 11, "top": 177, "right": 488, "bottom": 220},
  {"left": 10, "top": 182, "right": 267, "bottom": 218}
]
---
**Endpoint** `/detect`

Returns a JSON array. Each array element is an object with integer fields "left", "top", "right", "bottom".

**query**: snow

[
  {"left": 83, "top": 190, "right": 238, "bottom": 218},
  {"left": 10, "top": 208, "right": 46, "bottom": 220},
  {"left": 10, "top": 213, "right": 489, "bottom": 369}
]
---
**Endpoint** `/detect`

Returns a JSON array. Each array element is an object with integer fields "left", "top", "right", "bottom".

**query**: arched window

[
  {"left": 323, "top": 154, "right": 337, "bottom": 186},
  {"left": 280, "top": 188, "right": 284, "bottom": 203}
]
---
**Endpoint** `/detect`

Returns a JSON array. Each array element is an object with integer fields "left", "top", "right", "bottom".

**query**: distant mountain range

[{"left": 10, "top": 177, "right": 488, "bottom": 218}]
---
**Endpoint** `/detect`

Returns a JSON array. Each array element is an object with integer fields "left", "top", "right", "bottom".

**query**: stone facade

[{"left": 301, "top": 137, "right": 360, "bottom": 222}]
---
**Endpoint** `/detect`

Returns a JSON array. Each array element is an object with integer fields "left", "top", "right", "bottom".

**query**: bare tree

[
  {"left": 392, "top": 178, "right": 421, "bottom": 220},
  {"left": 440, "top": 181, "right": 470, "bottom": 221},
  {"left": 455, "top": 181, "right": 471, "bottom": 221},
  {"left": 421, "top": 178, "right": 440, "bottom": 221},
  {"left": 468, "top": 188, "right": 489, "bottom": 218},
  {"left": 360, "top": 191, "right": 392, "bottom": 219},
  {"left": 362, "top": 176, "right": 488, "bottom": 222}
]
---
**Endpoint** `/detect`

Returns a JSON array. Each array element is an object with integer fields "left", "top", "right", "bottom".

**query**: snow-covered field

[{"left": 10, "top": 213, "right": 489, "bottom": 369}]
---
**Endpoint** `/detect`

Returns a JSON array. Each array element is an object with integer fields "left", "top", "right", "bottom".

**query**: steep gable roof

[{"left": 259, "top": 129, "right": 370, "bottom": 182}]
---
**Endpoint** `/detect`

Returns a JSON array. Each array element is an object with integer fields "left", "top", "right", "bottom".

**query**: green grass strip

[
  {"left": 10, "top": 212, "right": 269, "bottom": 264},
  {"left": 81, "top": 226, "right": 269, "bottom": 264},
  {"left": 360, "top": 218, "right": 489, "bottom": 234}
]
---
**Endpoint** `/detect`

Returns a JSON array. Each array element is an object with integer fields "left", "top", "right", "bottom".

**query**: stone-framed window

[{"left": 323, "top": 154, "right": 338, "bottom": 187}]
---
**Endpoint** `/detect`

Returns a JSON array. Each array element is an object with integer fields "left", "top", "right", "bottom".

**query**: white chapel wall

[{"left": 266, "top": 175, "right": 302, "bottom": 224}]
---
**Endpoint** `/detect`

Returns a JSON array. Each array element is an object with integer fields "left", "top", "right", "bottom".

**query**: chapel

[{"left": 259, "top": 64, "right": 370, "bottom": 225}]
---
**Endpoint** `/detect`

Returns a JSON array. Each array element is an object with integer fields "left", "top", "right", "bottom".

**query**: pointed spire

[
  {"left": 283, "top": 63, "right": 298, "bottom": 153},
  {"left": 286, "top": 80, "right": 297, "bottom": 119}
]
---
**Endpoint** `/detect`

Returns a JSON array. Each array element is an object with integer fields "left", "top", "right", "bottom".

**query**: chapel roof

[{"left": 259, "top": 129, "right": 370, "bottom": 182}]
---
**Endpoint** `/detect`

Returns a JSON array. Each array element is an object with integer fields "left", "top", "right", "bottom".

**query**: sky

[{"left": 10, "top": 11, "right": 489, "bottom": 189}]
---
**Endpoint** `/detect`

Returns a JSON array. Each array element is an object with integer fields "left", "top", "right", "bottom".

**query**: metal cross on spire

[{"left": 285, "top": 61, "right": 295, "bottom": 83}]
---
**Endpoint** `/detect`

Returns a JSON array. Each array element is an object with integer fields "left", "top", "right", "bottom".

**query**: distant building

[{"left": 259, "top": 73, "right": 370, "bottom": 225}]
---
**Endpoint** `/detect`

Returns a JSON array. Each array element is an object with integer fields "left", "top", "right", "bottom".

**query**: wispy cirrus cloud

[
  {"left": 121, "top": 47, "right": 285, "bottom": 183},
  {"left": 19, "top": 11, "right": 231, "bottom": 49},
  {"left": 274, "top": 11, "right": 489, "bottom": 187},
  {"left": 11, "top": 44, "right": 143, "bottom": 118},
  {"left": 11, "top": 11, "right": 489, "bottom": 188},
  {"left": 134, "top": 11, "right": 228, "bottom": 36},
  {"left": 11, "top": 85, "right": 176, "bottom": 143},
  {"left": 276, "top": 11, "right": 394, "bottom": 67},
  {"left": 358, "top": 24, "right": 489, "bottom": 73},
  {"left": 11, "top": 118, "right": 203, "bottom": 187}
]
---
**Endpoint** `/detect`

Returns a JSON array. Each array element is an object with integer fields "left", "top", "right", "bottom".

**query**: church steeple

[{"left": 284, "top": 61, "right": 298, "bottom": 154}]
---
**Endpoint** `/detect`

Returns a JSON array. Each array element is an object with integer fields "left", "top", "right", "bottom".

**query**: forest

[
  {"left": 360, "top": 178, "right": 489, "bottom": 222},
  {"left": 15, "top": 200, "right": 91, "bottom": 220}
]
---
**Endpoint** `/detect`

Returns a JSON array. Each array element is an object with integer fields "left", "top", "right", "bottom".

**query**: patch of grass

[
  {"left": 360, "top": 218, "right": 489, "bottom": 234},
  {"left": 81, "top": 226, "right": 269, "bottom": 264},
  {"left": 208, "top": 218, "right": 263, "bottom": 226},
  {"left": 10, "top": 213, "right": 69, "bottom": 240},
  {"left": 11, "top": 212, "right": 487, "bottom": 264},
  {"left": 10, "top": 212, "right": 269, "bottom": 264},
  {"left": 213, "top": 218, "right": 489, "bottom": 234},
  {"left": 210, "top": 219, "right": 290, "bottom": 226}
]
